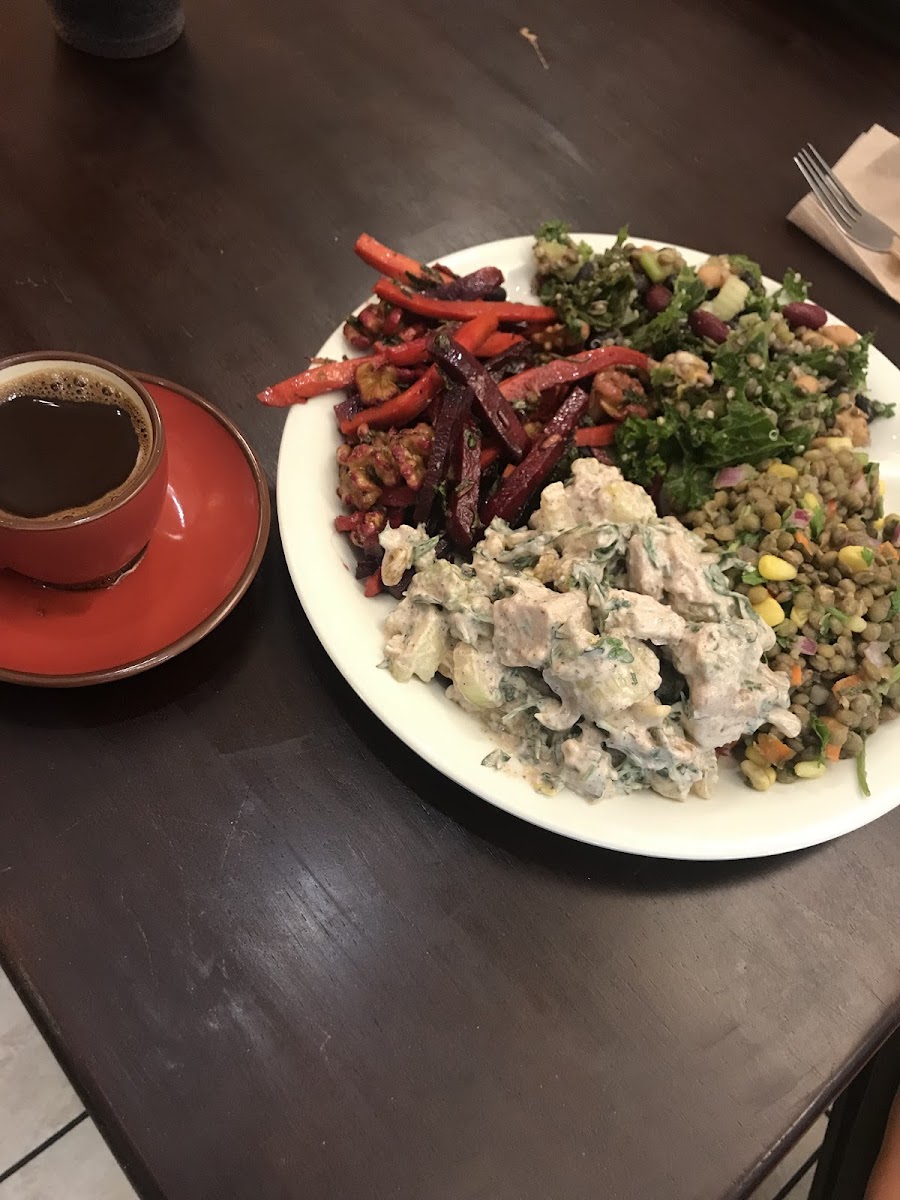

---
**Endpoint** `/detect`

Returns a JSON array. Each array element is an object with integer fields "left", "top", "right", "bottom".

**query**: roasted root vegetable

[
  {"left": 259, "top": 340, "right": 431, "bottom": 406},
  {"left": 340, "top": 314, "right": 498, "bottom": 435},
  {"left": 574, "top": 424, "right": 617, "bottom": 447},
  {"left": 413, "top": 385, "right": 473, "bottom": 524},
  {"left": 428, "top": 267, "right": 504, "bottom": 301},
  {"left": 354, "top": 233, "right": 454, "bottom": 283},
  {"left": 429, "top": 330, "right": 529, "bottom": 463},
  {"left": 447, "top": 420, "right": 482, "bottom": 549},
  {"left": 498, "top": 346, "right": 650, "bottom": 403},
  {"left": 481, "top": 387, "right": 590, "bottom": 526},
  {"left": 374, "top": 278, "right": 556, "bottom": 325}
]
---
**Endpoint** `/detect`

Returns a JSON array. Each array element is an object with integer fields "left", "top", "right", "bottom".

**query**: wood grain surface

[{"left": 1, "top": 1, "right": 899, "bottom": 1198}]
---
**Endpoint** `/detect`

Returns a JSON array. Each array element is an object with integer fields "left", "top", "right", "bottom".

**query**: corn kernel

[
  {"left": 794, "top": 761, "right": 827, "bottom": 780},
  {"left": 791, "top": 607, "right": 810, "bottom": 628},
  {"left": 753, "top": 597, "right": 786, "bottom": 626},
  {"left": 802, "top": 491, "right": 821, "bottom": 514},
  {"left": 821, "top": 437, "right": 854, "bottom": 452},
  {"left": 879, "top": 479, "right": 886, "bottom": 497},
  {"left": 875, "top": 517, "right": 885, "bottom": 533},
  {"left": 837, "top": 545, "right": 873, "bottom": 574},
  {"left": 768, "top": 463, "right": 799, "bottom": 479},
  {"left": 758, "top": 554, "right": 798, "bottom": 581},
  {"left": 847, "top": 615, "right": 867, "bottom": 633}
]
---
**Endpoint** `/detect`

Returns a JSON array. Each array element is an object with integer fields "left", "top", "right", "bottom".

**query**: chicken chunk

[
  {"left": 492, "top": 579, "right": 594, "bottom": 669},
  {"left": 627, "top": 521, "right": 743, "bottom": 624},
  {"left": 599, "top": 589, "right": 687, "bottom": 646},
  {"left": 531, "top": 457, "right": 656, "bottom": 532},
  {"left": 669, "top": 621, "right": 797, "bottom": 748}
]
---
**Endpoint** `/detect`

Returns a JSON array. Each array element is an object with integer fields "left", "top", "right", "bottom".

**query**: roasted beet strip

[
  {"left": 429, "top": 330, "right": 529, "bottom": 463},
  {"left": 447, "top": 419, "right": 482, "bottom": 549},
  {"left": 481, "top": 387, "right": 590, "bottom": 527},
  {"left": 428, "top": 266, "right": 505, "bottom": 301},
  {"left": 412, "top": 384, "right": 473, "bottom": 525}
]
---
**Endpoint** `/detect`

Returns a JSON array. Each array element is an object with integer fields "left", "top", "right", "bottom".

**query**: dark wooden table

[{"left": 1, "top": 2, "right": 899, "bottom": 1198}]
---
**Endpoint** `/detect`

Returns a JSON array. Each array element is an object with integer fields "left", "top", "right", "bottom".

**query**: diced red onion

[
  {"left": 864, "top": 641, "right": 891, "bottom": 668},
  {"left": 851, "top": 474, "right": 869, "bottom": 497},
  {"left": 796, "top": 636, "right": 818, "bottom": 655},
  {"left": 791, "top": 508, "right": 810, "bottom": 526},
  {"left": 713, "top": 464, "right": 752, "bottom": 489}
]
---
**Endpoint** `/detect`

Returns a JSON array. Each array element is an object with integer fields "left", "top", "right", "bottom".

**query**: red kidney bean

[
  {"left": 689, "top": 308, "right": 729, "bottom": 344},
  {"left": 782, "top": 301, "right": 828, "bottom": 331},
  {"left": 645, "top": 283, "right": 673, "bottom": 314}
]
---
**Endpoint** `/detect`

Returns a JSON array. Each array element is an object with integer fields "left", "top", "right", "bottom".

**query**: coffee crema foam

[{"left": 0, "top": 367, "right": 153, "bottom": 522}]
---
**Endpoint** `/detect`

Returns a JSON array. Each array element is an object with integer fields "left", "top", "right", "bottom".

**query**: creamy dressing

[{"left": 380, "top": 459, "right": 798, "bottom": 803}]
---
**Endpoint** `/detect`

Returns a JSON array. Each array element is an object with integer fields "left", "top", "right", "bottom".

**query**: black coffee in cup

[{"left": 0, "top": 367, "right": 153, "bottom": 520}]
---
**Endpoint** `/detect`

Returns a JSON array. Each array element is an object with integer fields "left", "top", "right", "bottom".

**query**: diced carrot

[
  {"left": 821, "top": 716, "right": 845, "bottom": 741},
  {"left": 790, "top": 663, "right": 802, "bottom": 687},
  {"left": 882, "top": 541, "right": 899, "bottom": 560},
  {"left": 825, "top": 742, "right": 841, "bottom": 762},
  {"left": 832, "top": 674, "right": 863, "bottom": 697},
  {"left": 480, "top": 445, "right": 501, "bottom": 470},
  {"left": 795, "top": 531, "right": 812, "bottom": 553},
  {"left": 826, "top": 499, "right": 838, "bottom": 516},
  {"left": 502, "top": 463, "right": 515, "bottom": 479},
  {"left": 757, "top": 733, "right": 796, "bottom": 765},
  {"left": 575, "top": 424, "right": 618, "bottom": 447}
]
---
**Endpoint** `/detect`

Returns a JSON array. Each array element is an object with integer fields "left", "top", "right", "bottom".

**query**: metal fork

[{"left": 794, "top": 143, "right": 900, "bottom": 264}]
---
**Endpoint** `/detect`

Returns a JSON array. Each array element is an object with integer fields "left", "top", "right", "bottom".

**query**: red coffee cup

[{"left": 0, "top": 352, "right": 168, "bottom": 587}]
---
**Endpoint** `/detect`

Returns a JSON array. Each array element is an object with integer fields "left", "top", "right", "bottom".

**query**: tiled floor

[
  {"left": 0, "top": 970, "right": 137, "bottom": 1199},
  {"left": 1, "top": 963, "right": 824, "bottom": 1200}
]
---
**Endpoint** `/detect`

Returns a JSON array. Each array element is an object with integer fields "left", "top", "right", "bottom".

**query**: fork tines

[{"left": 794, "top": 143, "right": 861, "bottom": 235}]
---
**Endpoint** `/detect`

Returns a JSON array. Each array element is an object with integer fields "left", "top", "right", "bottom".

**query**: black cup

[{"left": 45, "top": 0, "right": 184, "bottom": 58}]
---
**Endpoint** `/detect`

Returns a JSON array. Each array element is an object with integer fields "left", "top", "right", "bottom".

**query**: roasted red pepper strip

[
  {"left": 481, "top": 387, "right": 590, "bottom": 527},
  {"left": 499, "top": 346, "right": 650, "bottom": 403},
  {"left": 429, "top": 329, "right": 529, "bottom": 463},
  {"left": 447, "top": 420, "right": 482, "bottom": 550},
  {"left": 340, "top": 314, "right": 497, "bottom": 435},
  {"left": 412, "top": 385, "right": 473, "bottom": 525},
  {"left": 574, "top": 424, "right": 618, "bottom": 447},
  {"left": 258, "top": 339, "right": 431, "bottom": 406},
  {"left": 374, "top": 278, "right": 556, "bottom": 325},
  {"left": 354, "top": 233, "right": 454, "bottom": 283}
]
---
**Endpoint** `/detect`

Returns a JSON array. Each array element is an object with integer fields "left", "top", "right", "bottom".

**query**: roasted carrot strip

[
  {"left": 354, "top": 233, "right": 453, "bottom": 283},
  {"left": 575, "top": 424, "right": 618, "bottom": 447},
  {"left": 340, "top": 314, "right": 497, "bottom": 435},
  {"left": 476, "top": 331, "right": 528, "bottom": 358},
  {"left": 499, "top": 346, "right": 650, "bottom": 403},
  {"left": 258, "top": 339, "right": 430, "bottom": 406},
  {"left": 374, "top": 278, "right": 556, "bottom": 325}
]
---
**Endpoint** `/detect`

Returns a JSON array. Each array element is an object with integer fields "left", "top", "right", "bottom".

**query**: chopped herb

[
  {"left": 742, "top": 569, "right": 765, "bottom": 586},
  {"left": 482, "top": 749, "right": 511, "bottom": 770},
  {"left": 889, "top": 589, "right": 900, "bottom": 615},
  {"left": 856, "top": 740, "right": 871, "bottom": 798},
  {"left": 810, "top": 715, "right": 830, "bottom": 765},
  {"left": 809, "top": 507, "right": 825, "bottom": 540},
  {"left": 600, "top": 636, "right": 635, "bottom": 664},
  {"left": 861, "top": 547, "right": 875, "bottom": 567}
]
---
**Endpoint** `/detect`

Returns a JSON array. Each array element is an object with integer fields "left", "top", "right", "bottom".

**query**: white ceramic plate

[{"left": 278, "top": 235, "right": 900, "bottom": 859}]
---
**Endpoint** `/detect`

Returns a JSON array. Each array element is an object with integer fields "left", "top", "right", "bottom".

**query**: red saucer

[{"left": 0, "top": 375, "right": 270, "bottom": 687}]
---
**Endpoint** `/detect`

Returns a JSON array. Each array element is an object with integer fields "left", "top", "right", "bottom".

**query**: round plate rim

[
  {"left": 0, "top": 373, "right": 271, "bottom": 688},
  {"left": 277, "top": 232, "right": 900, "bottom": 859}
]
